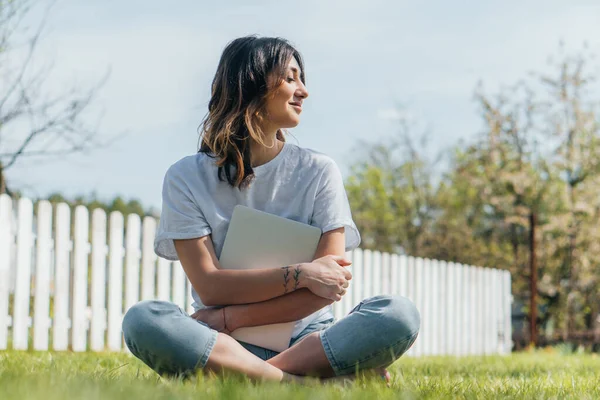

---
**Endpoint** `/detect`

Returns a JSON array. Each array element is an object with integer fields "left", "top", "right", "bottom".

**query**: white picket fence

[{"left": 0, "top": 195, "right": 512, "bottom": 355}]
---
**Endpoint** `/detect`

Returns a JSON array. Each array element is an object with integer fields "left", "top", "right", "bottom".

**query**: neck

[{"left": 250, "top": 127, "right": 282, "bottom": 168}]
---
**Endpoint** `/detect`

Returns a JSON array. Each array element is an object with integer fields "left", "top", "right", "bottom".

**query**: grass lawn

[{"left": 1, "top": 349, "right": 599, "bottom": 399}]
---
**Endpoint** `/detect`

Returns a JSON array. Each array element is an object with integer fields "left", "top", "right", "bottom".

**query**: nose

[{"left": 296, "top": 80, "right": 309, "bottom": 99}]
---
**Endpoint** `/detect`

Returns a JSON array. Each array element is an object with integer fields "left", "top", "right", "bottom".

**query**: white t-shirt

[{"left": 154, "top": 140, "right": 361, "bottom": 338}]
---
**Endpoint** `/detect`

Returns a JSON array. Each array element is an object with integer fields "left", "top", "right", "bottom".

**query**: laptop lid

[{"left": 219, "top": 205, "right": 322, "bottom": 270}]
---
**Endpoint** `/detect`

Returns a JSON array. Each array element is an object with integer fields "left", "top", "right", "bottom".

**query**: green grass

[{"left": 1, "top": 350, "right": 599, "bottom": 399}]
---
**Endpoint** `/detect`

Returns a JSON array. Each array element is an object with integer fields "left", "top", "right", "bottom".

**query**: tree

[
  {"left": 443, "top": 45, "right": 600, "bottom": 341},
  {"left": 0, "top": 0, "right": 109, "bottom": 195},
  {"left": 538, "top": 45, "right": 600, "bottom": 337},
  {"left": 345, "top": 44, "right": 600, "bottom": 345},
  {"left": 346, "top": 114, "right": 439, "bottom": 255}
]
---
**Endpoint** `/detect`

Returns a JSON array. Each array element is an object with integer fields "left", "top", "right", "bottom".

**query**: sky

[{"left": 5, "top": 0, "right": 600, "bottom": 211}]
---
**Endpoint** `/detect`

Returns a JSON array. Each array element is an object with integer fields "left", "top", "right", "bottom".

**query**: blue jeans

[{"left": 122, "top": 295, "right": 420, "bottom": 378}]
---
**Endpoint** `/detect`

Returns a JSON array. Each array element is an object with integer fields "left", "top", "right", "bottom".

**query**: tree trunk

[
  {"left": 530, "top": 212, "right": 538, "bottom": 347},
  {"left": 563, "top": 181, "right": 576, "bottom": 341}
]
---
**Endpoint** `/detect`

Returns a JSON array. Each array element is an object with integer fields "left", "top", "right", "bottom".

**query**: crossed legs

[{"left": 122, "top": 295, "right": 420, "bottom": 382}]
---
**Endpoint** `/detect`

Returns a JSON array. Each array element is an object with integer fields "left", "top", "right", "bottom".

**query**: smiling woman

[
  {"left": 121, "top": 35, "right": 420, "bottom": 384},
  {"left": 197, "top": 35, "right": 309, "bottom": 188}
]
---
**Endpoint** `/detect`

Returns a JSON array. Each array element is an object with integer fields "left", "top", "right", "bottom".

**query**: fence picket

[
  {"left": 431, "top": 259, "right": 440, "bottom": 355},
  {"left": 503, "top": 271, "right": 512, "bottom": 354},
  {"left": 485, "top": 268, "right": 494, "bottom": 355},
  {"left": 469, "top": 265, "right": 478, "bottom": 355},
  {"left": 412, "top": 257, "right": 424, "bottom": 356},
  {"left": 445, "top": 262, "right": 455, "bottom": 355},
  {"left": 461, "top": 264, "right": 471, "bottom": 356},
  {"left": 475, "top": 267, "right": 484, "bottom": 355},
  {"left": 341, "top": 250, "right": 354, "bottom": 316},
  {"left": 172, "top": 261, "right": 186, "bottom": 308},
  {"left": 33, "top": 201, "right": 52, "bottom": 351},
  {"left": 72, "top": 206, "right": 90, "bottom": 352},
  {"left": 423, "top": 258, "right": 433, "bottom": 355},
  {"left": 0, "top": 194, "right": 11, "bottom": 350},
  {"left": 363, "top": 250, "right": 373, "bottom": 299},
  {"left": 157, "top": 257, "right": 171, "bottom": 302},
  {"left": 437, "top": 260, "right": 447, "bottom": 355},
  {"left": 53, "top": 203, "right": 71, "bottom": 351},
  {"left": 125, "top": 214, "right": 141, "bottom": 313},
  {"left": 458, "top": 264, "right": 465, "bottom": 356},
  {"left": 13, "top": 197, "right": 34, "bottom": 350},
  {"left": 351, "top": 248, "right": 363, "bottom": 310},
  {"left": 382, "top": 252, "right": 391, "bottom": 295},
  {"left": 406, "top": 256, "right": 416, "bottom": 303},
  {"left": 372, "top": 251, "right": 382, "bottom": 296},
  {"left": 398, "top": 255, "right": 408, "bottom": 297},
  {"left": 107, "top": 212, "right": 124, "bottom": 351},
  {"left": 405, "top": 256, "right": 416, "bottom": 357},
  {"left": 390, "top": 254, "right": 399, "bottom": 296},
  {"left": 492, "top": 269, "right": 502, "bottom": 354},
  {"left": 90, "top": 209, "right": 108, "bottom": 352},
  {"left": 141, "top": 217, "right": 157, "bottom": 301}
]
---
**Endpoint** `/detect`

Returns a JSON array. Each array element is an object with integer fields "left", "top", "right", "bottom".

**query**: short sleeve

[
  {"left": 311, "top": 159, "right": 361, "bottom": 252},
  {"left": 154, "top": 165, "right": 212, "bottom": 260}
]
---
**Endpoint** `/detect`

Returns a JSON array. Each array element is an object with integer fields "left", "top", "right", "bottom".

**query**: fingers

[
  {"left": 330, "top": 261, "right": 352, "bottom": 280},
  {"left": 329, "top": 287, "right": 347, "bottom": 301},
  {"left": 343, "top": 269, "right": 352, "bottom": 280},
  {"left": 327, "top": 255, "right": 352, "bottom": 266},
  {"left": 342, "top": 280, "right": 349, "bottom": 289},
  {"left": 322, "top": 258, "right": 352, "bottom": 280}
]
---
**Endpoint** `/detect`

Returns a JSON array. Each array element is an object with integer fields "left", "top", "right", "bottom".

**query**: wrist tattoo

[
  {"left": 282, "top": 266, "right": 291, "bottom": 293},
  {"left": 293, "top": 265, "right": 301, "bottom": 290}
]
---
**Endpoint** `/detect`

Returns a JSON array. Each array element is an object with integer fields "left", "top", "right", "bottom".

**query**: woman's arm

[
  {"left": 174, "top": 233, "right": 349, "bottom": 306},
  {"left": 223, "top": 227, "right": 348, "bottom": 331}
]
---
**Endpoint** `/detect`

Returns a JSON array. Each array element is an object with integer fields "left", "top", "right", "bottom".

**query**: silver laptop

[{"left": 219, "top": 205, "right": 322, "bottom": 352}]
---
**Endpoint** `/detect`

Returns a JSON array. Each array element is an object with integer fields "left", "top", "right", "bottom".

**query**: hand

[
  {"left": 190, "top": 307, "right": 231, "bottom": 335},
  {"left": 300, "top": 255, "right": 352, "bottom": 301}
]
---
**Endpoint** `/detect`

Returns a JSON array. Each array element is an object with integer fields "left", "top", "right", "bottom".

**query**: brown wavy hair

[{"left": 198, "top": 35, "right": 306, "bottom": 189}]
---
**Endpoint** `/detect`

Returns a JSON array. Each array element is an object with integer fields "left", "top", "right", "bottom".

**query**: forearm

[
  {"left": 201, "top": 264, "right": 304, "bottom": 306},
  {"left": 225, "top": 288, "right": 333, "bottom": 331}
]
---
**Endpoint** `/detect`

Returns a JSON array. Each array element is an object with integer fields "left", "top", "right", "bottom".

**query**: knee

[
  {"left": 365, "top": 295, "right": 420, "bottom": 340},
  {"left": 122, "top": 300, "right": 171, "bottom": 343}
]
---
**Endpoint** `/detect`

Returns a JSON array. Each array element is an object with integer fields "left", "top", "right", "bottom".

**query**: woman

[{"left": 122, "top": 35, "right": 420, "bottom": 383}]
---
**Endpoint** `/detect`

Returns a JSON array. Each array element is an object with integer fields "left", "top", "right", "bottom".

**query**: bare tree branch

[
  {"left": 0, "top": 0, "right": 113, "bottom": 194},
  {"left": 0, "top": 0, "right": 55, "bottom": 112}
]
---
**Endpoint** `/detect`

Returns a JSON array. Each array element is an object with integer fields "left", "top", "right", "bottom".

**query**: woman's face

[{"left": 263, "top": 57, "right": 309, "bottom": 129}]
